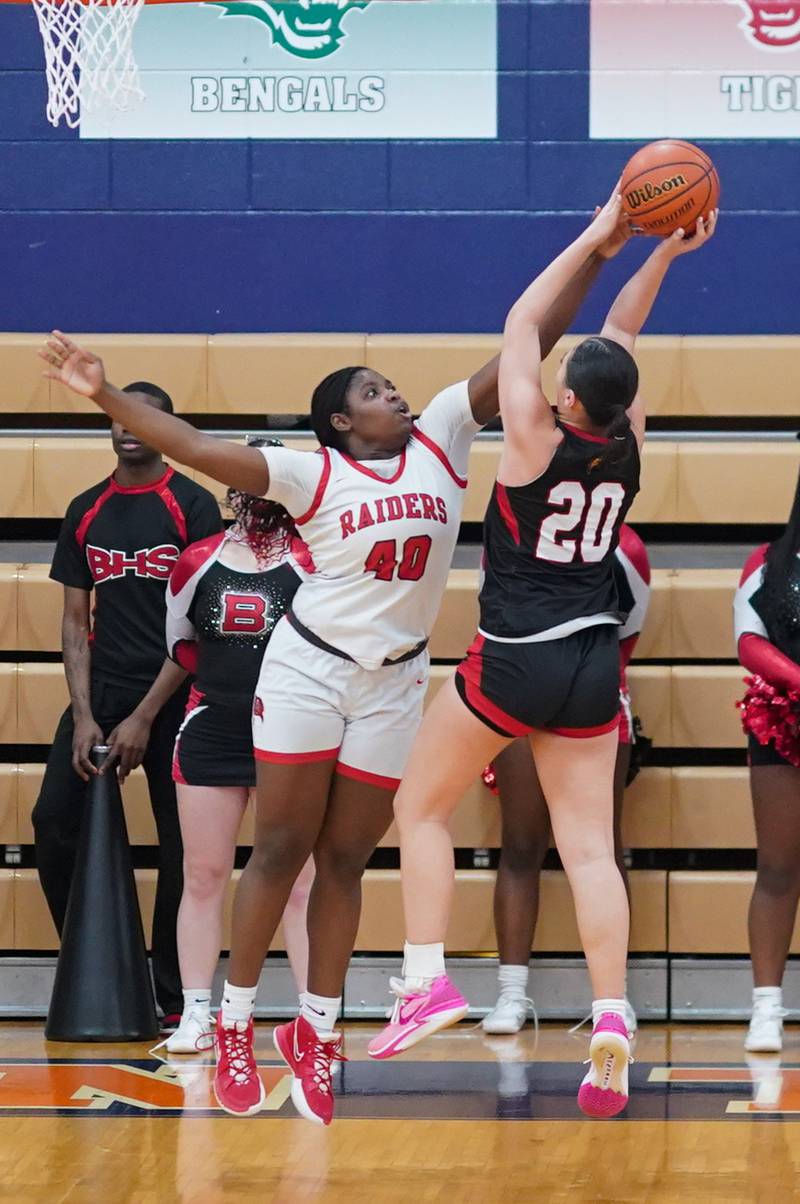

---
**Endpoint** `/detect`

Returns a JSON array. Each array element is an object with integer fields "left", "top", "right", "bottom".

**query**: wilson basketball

[{"left": 620, "top": 140, "right": 720, "bottom": 236}]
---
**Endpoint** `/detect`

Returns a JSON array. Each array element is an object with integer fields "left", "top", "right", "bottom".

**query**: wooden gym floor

[{"left": 1, "top": 1023, "right": 799, "bottom": 1202}]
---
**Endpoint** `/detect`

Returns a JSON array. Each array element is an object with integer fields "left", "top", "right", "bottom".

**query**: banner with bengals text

[{"left": 590, "top": 0, "right": 800, "bottom": 138}]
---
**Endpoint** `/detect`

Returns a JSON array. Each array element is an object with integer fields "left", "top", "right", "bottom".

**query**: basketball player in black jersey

[
  {"left": 32, "top": 384, "right": 221, "bottom": 1024},
  {"left": 371, "top": 193, "right": 717, "bottom": 1119}
]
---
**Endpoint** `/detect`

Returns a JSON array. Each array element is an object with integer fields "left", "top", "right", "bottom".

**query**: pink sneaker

[
  {"left": 577, "top": 1012, "right": 630, "bottom": 1119},
  {"left": 367, "top": 975, "right": 469, "bottom": 1060}
]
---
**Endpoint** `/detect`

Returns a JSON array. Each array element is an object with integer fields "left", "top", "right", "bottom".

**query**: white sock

[
  {"left": 182, "top": 988, "right": 211, "bottom": 1016},
  {"left": 753, "top": 986, "right": 783, "bottom": 1006},
  {"left": 221, "top": 981, "right": 257, "bottom": 1026},
  {"left": 302, "top": 991, "right": 341, "bottom": 1037},
  {"left": 592, "top": 997, "right": 627, "bottom": 1026},
  {"left": 402, "top": 941, "right": 445, "bottom": 989},
  {"left": 498, "top": 964, "right": 529, "bottom": 1000}
]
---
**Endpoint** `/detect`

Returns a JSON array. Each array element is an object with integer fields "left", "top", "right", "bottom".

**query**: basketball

[{"left": 620, "top": 140, "right": 720, "bottom": 236}]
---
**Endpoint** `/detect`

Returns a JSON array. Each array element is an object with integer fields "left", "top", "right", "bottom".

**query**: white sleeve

[
  {"left": 416, "top": 380, "right": 482, "bottom": 479},
  {"left": 734, "top": 561, "right": 769, "bottom": 643},
  {"left": 258, "top": 446, "right": 326, "bottom": 518}
]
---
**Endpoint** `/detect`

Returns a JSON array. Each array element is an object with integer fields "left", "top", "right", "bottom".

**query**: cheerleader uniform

[{"left": 166, "top": 531, "right": 307, "bottom": 787}]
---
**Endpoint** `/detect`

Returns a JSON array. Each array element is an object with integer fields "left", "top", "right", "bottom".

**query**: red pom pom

[
  {"left": 737, "top": 674, "right": 800, "bottom": 768},
  {"left": 481, "top": 763, "right": 499, "bottom": 795}
]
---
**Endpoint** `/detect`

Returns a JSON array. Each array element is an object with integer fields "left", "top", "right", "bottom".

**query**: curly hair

[{"left": 226, "top": 438, "right": 297, "bottom": 564}]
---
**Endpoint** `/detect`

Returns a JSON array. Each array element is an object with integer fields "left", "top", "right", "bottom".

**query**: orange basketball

[{"left": 620, "top": 140, "right": 720, "bottom": 236}]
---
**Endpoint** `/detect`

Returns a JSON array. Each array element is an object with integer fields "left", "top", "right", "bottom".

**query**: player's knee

[
  {"left": 499, "top": 837, "right": 549, "bottom": 877},
  {"left": 313, "top": 842, "right": 369, "bottom": 887},
  {"left": 250, "top": 829, "right": 310, "bottom": 881},
  {"left": 756, "top": 859, "right": 800, "bottom": 900},
  {"left": 183, "top": 857, "right": 228, "bottom": 902}
]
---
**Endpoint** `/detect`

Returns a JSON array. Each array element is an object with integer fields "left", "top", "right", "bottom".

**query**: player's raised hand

[
  {"left": 593, "top": 202, "right": 636, "bottom": 260},
  {"left": 662, "top": 209, "right": 719, "bottom": 258},
  {"left": 39, "top": 331, "right": 106, "bottom": 398},
  {"left": 588, "top": 181, "right": 624, "bottom": 248}
]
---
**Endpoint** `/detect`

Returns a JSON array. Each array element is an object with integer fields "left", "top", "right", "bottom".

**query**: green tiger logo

[{"left": 208, "top": 0, "right": 372, "bottom": 59}]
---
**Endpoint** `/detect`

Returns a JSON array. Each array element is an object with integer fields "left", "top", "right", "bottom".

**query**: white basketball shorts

[{"left": 251, "top": 616, "right": 429, "bottom": 790}]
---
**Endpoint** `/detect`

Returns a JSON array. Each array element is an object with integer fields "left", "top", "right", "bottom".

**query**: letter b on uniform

[{"left": 220, "top": 592, "right": 268, "bottom": 634}]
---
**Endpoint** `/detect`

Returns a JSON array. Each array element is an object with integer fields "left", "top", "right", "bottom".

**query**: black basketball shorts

[
  {"left": 172, "top": 686, "right": 256, "bottom": 788},
  {"left": 455, "top": 623, "right": 621, "bottom": 739}
]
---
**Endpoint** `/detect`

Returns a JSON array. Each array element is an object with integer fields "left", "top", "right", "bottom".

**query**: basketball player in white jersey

[{"left": 41, "top": 204, "right": 630, "bottom": 1124}]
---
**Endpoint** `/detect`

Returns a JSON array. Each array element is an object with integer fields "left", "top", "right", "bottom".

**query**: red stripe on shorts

[
  {"left": 458, "top": 635, "right": 531, "bottom": 738},
  {"left": 548, "top": 713, "right": 622, "bottom": 739},
  {"left": 254, "top": 747, "right": 339, "bottom": 765},
  {"left": 335, "top": 762, "right": 401, "bottom": 791}
]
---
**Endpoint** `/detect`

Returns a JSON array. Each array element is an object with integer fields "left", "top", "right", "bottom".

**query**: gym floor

[{"left": 0, "top": 1022, "right": 796, "bottom": 1202}]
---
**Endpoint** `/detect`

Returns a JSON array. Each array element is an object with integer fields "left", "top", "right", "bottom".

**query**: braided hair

[
  {"left": 565, "top": 337, "right": 639, "bottom": 471},
  {"left": 226, "top": 438, "right": 297, "bottom": 565},
  {"left": 310, "top": 366, "right": 368, "bottom": 451}
]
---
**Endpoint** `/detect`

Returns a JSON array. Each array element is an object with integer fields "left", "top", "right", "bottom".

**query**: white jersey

[{"left": 259, "top": 381, "right": 480, "bottom": 670}]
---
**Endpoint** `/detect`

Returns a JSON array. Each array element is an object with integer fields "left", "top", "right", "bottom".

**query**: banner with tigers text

[{"left": 590, "top": 0, "right": 800, "bottom": 138}]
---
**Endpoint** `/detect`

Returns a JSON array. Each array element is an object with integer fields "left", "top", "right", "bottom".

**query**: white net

[{"left": 32, "top": 0, "right": 146, "bottom": 129}]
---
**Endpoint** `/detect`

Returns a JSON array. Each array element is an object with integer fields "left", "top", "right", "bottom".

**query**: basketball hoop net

[{"left": 30, "top": 0, "right": 146, "bottom": 129}]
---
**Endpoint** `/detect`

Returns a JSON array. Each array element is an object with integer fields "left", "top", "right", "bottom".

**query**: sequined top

[{"left": 166, "top": 531, "right": 306, "bottom": 705}]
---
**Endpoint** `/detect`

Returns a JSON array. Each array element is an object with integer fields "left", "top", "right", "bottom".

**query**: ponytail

[{"left": 591, "top": 405, "right": 635, "bottom": 471}]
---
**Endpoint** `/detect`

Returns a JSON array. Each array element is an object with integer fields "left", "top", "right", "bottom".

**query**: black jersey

[
  {"left": 479, "top": 421, "right": 641, "bottom": 641},
  {"left": 166, "top": 532, "right": 306, "bottom": 705},
  {"left": 50, "top": 466, "right": 222, "bottom": 688}
]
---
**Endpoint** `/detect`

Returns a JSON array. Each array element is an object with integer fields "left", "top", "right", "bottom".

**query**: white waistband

[{"left": 478, "top": 612, "right": 621, "bottom": 645}]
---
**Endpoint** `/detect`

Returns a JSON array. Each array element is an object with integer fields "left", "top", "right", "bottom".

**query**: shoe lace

[
  {"left": 307, "top": 1033, "right": 347, "bottom": 1097},
  {"left": 217, "top": 1023, "right": 256, "bottom": 1086},
  {"left": 387, "top": 976, "right": 424, "bottom": 1023}
]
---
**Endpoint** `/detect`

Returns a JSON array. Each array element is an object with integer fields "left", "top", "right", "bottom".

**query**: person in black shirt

[{"left": 32, "top": 382, "right": 222, "bottom": 1023}]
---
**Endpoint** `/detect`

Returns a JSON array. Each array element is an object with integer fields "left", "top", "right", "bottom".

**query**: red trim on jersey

[
  {"left": 618, "top": 523, "right": 651, "bottom": 586},
  {"left": 169, "top": 531, "right": 226, "bottom": 596},
  {"left": 155, "top": 479, "right": 188, "bottom": 544},
  {"left": 560, "top": 420, "right": 610, "bottom": 445},
  {"left": 739, "top": 543, "right": 768, "bottom": 588},
  {"left": 171, "top": 741, "right": 187, "bottom": 784},
  {"left": 341, "top": 448, "right": 407, "bottom": 485},
  {"left": 495, "top": 484, "right": 521, "bottom": 546},
  {"left": 254, "top": 747, "right": 340, "bottom": 765},
  {"left": 110, "top": 466, "right": 174, "bottom": 495},
  {"left": 458, "top": 636, "right": 531, "bottom": 737},
  {"left": 75, "top": 481, "right": 116, "bottom": 548},
  {"left": 411, "top": 426, "right": 468, "bottom": 490},
  {"left": 294, "top": 448, "right": 332, "bottom": 526},
  {"left": 548, "top": 713, "right": 621, "bottom": 739},
  {"left": 335, "top": 762, "right": 401, "bottom": 791},
  {"left": 173, "top": 639, "right": 199, "bottom": 675}
]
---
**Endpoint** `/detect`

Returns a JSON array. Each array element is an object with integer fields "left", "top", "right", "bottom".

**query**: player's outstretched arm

[
  {"left": 497, "top": 190, "right": 624, "bottom": 482},
  {"left": 602, "top": 211, "right": 718, "bottom": 443},
  {"left": 467, "top": 195, "right": 634, "bottom": 425},
  {"left": 39, "top": 332, "right": 269, "bottom": 496}
]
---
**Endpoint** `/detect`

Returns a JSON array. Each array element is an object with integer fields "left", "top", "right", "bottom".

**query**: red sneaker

[
  {"left": 212, "top": 1015, "right": 266, "bottom": 1117},
  {"left": 273, "top": 1015, "right": 346, "bottom": 1126}
]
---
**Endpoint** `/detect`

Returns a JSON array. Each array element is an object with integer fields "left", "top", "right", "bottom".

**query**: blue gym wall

[{"left": 0, "top": 0, "right": 797, "bottom": 335}]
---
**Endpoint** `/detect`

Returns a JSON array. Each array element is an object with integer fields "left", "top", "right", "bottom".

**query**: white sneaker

[
  {"left": 745, "top": 999, "right": 787, "bottom": 1053},
  {"left": 165, "top": 1007, "right": 214, "bottom": 1054},
  {"left": 482, "top": 993, "right": 535, "bottom": 1035},
  {"left": 624, "top": 999, "right": 638, "bottom": 1039}
]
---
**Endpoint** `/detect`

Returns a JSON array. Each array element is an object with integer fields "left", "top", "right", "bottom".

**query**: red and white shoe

[
  {"left": 367, "top": 975, "right": 469, "bottom": 1060},
  {"left": 577, "top": 1012, "right": 630, "bottom": 1119},
  {"left": 212, "top": 1015, "right": 266, "bottom": 1117},
  {"left": 273, "top": 1015, "right": 346, "bottom": 1126}
]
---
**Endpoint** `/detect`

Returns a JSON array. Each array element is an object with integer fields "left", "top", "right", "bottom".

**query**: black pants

[{"left": 32, "top": 675, "right": 188, "bottom": 1016}]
